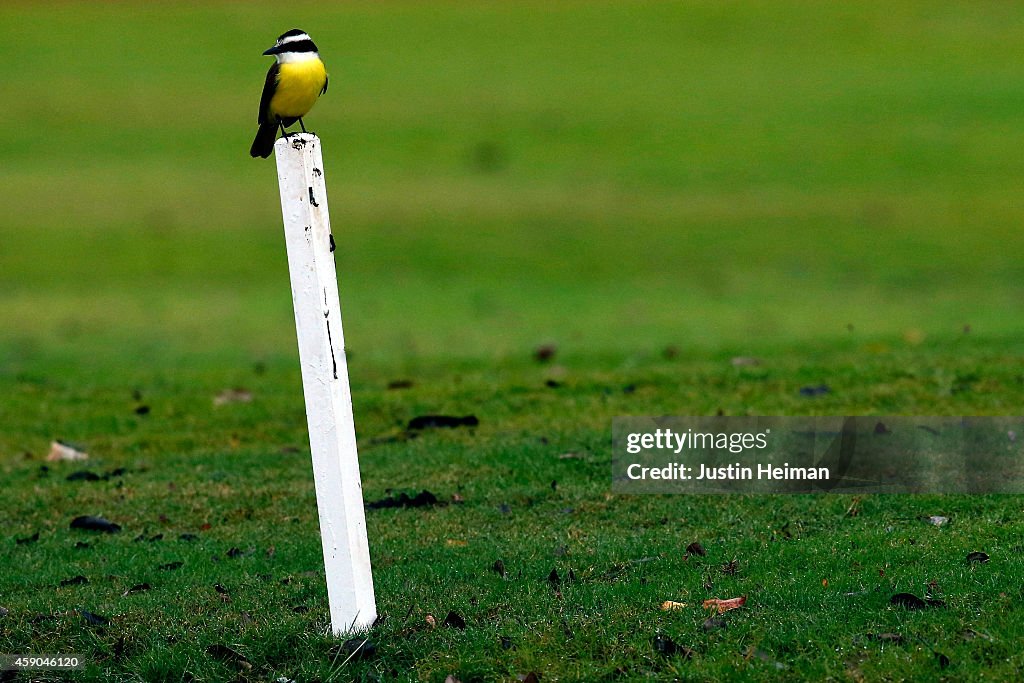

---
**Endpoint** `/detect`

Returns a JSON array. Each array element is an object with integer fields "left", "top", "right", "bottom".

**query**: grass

[{"left": 1, "top": 0, "right": 1024, "bottom": 680}]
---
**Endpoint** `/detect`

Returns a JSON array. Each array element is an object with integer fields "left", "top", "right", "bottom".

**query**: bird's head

[{"left": 263, "top": 29, "right": 320, "bottom": 63}]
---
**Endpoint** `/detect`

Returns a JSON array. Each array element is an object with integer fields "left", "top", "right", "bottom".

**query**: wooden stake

[{"left": 274, "top": 133, "right": 376, "bottom": 634}]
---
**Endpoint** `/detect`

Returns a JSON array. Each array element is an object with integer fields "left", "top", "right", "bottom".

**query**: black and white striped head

[{"left": 263, "top": 29, "right": 320, "bottom": 63}]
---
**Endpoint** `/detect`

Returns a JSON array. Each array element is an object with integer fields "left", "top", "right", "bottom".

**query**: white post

[{"left": 274, "top": 133, "right": 376, "bottom": 634}]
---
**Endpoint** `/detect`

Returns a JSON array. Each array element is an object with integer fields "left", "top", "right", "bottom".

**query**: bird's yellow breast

[{"left": 269, "top": 58, "right": 327, "bottom": 120}]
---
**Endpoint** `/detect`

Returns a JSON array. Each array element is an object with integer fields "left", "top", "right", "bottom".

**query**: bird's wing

[
  {"left": 321, "top": 74, "right": 329, "bottom": 95},
  {"left": 257, "top": 63, "right": 280, "bottom": 124}
]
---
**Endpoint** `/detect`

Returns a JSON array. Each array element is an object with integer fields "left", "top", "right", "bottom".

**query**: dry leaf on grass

[
  {"left": 702, "top": 595, "right": 746, "bottom": 614},
  {"left": 213, "top": 388, "right": 252, "bottom": 406},
  {"left": 660, "top": 601, "right": 687, "bottom": 611},
  {"left": 47, "top": 440, "right": 88, "bottom": 462}
]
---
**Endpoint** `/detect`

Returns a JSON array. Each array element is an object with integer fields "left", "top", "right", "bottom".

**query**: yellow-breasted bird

[{"left": 250, "top": 29, "right": 328, "bottom": 158}]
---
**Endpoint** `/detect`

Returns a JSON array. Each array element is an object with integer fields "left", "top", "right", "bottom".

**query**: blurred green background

[{"left": 3, "top": 0, "right": 1023, "bottom": 370}]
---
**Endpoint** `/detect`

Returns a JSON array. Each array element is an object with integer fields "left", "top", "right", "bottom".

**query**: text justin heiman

[{"left": 626, "top": 463, "right": 830, "bottom": 480}]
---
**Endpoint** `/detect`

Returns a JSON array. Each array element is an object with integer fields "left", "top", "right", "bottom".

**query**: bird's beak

[{"left": 263, "top": 44, "right": 282, "bottom": 56}]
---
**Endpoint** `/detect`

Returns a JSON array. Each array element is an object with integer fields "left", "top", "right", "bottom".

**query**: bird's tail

[{"left": 250, "top": 122, "right": 278, "bottom": 158}]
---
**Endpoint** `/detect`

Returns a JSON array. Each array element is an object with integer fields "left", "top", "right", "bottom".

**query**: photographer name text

[{"left": 625, "top": 462, "right": 830, "bottom": 480}]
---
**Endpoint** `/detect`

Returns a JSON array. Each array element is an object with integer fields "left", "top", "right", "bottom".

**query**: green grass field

[{"left": 2, "top": 1, "right": 1024, "bottom": 680}]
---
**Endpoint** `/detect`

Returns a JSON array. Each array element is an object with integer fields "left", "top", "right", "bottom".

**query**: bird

[{"left": 250, "top": 29, "right": 328, "bottom": 158}]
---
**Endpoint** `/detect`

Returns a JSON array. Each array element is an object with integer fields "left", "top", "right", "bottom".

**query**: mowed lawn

[{"left": 2, "top": 1, "right": 1024, "bottom": 681}]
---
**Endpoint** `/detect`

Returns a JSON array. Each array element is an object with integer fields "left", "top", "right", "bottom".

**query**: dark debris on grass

[
  {"left": 66, "top": 471, "right": 100, "bottom": 482},
  {"left": 890, "top": 593, "right": 945, "bottom": 610},
  {"left": 799, "top": 384, "right": 831, "bottom": 397},
  {"left": 407, "top": 414, "right": 478, "bottom": 431},
  {"left": 533, "top": 344, "right": 557, "bottom": 363},
  {"left": 366, "top": 490, "right": 441, "bottom": 510},
  {"left": 653, "top": 634, "right": 694, "bottom": 659},
  {"left": 443, "top": 611, "right": 466, "bottom": 630},
  {"left": 206, "top": 643, "right": 251, "bottom": 670},
  {"left": 70, "top": 516, "right": 121, "bottom": 533},
  {"left": 333, "top": 637, "right": 377, "bottom": 661},
  {"left": 59, "top": 575, "right": 88, "bottom": 587},
  {"left": 15, "top": 532, "right": 39, "bottom": 545},
  {"left": 685, "top": 541, "right": 706, "bottom": 557},
  {"left": 81, "top": 610, "right": 109, "bottom": 626},
  {"left": 547, "top": 567, "right": 575, "bottom": 588},
  {"left": 703, "top": 617, "right": 727, "bottom": 632},
  {"left": 66, "top": 468, "right": 127, "bottom": 482}
]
